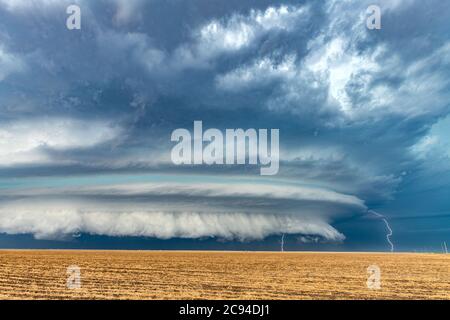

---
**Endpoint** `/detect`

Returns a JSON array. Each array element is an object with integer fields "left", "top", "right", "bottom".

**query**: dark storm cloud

[{"left": 0, "top": 0, "right": 449, "bottom": 245}]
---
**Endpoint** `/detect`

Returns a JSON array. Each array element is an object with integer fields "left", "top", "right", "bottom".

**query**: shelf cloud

[{"left": 0, "top": 181, "right": 365, "bottom": 240}]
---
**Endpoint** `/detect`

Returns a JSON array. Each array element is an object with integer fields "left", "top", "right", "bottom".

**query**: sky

[{"left": 0, "top": 0, "right": 449, "bottom": 252}]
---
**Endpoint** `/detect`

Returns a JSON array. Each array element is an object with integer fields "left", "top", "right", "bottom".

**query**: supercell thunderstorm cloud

[{"left": 0, "top": 0, "right": 450, "bottom": 251}]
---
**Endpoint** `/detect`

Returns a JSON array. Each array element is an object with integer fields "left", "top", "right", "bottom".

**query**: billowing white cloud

[
  {"left": 0, "top": 181, "right": 365, "bottom": 240},
  {"left": 198, "top": 5, "right": 305, "bottom": 51},
  {"left": 0, "top": 205, "right": 346, "bottom": 241},
  {"left": 305, "top": 37, "right": 381, "bottom": 117},
  {"left": 172, "top": 5, "right": 309, "bottom": 69},
  {"left": 0, "top": 118, "right": 121, "bottom": 166}
]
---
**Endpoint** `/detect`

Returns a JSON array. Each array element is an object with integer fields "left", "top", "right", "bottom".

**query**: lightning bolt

[{"left": 368, "top": 210, "right": 394, "bottom": 252}]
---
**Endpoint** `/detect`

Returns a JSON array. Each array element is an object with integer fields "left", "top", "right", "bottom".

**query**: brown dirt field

[{"left": 0, "top": 250, "right": 448, "bottom": 300}]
